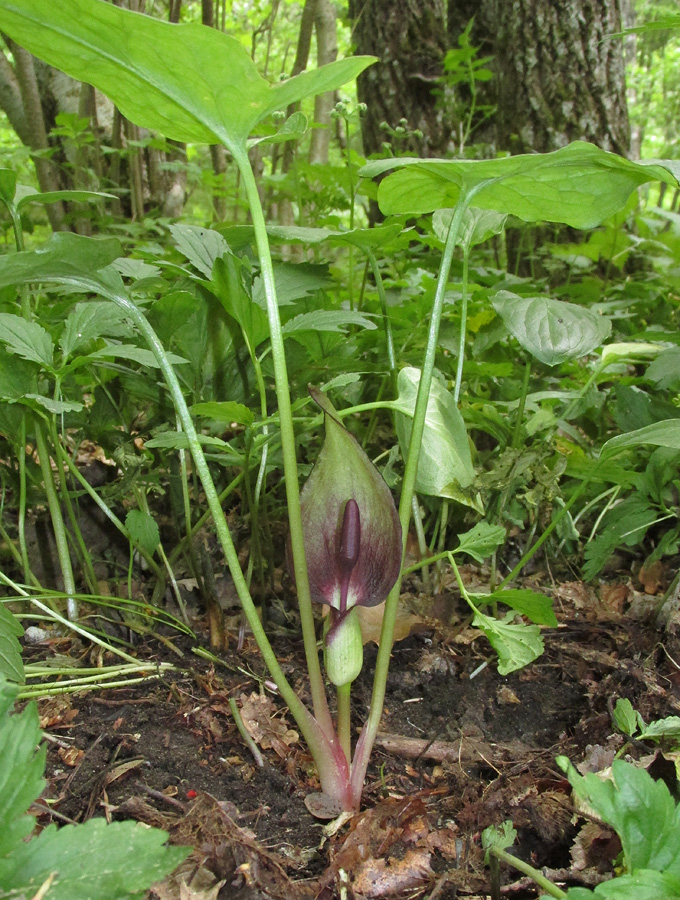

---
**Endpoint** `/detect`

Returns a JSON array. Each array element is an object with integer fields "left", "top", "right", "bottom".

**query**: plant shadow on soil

[{"left": 26, "top": 565, "right": 680, "bottom": 900}]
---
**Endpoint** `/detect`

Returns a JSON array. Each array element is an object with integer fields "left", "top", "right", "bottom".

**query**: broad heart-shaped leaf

[
  {"left": 0, "top": 677, "right": 45, "bottom": 858},
  {"left": 0, "top": 818, "right": 189, "bottom": 900},
  {"left": 394, "top": 367, "right": 476, "bottom": 501},
  {"left": 491, "top": 291, "right": 612, "bottom": 365},
  {"left": 361, "top": 141, "right": 680, "bottom": 228},
  {"left": 0, "top": 0, "right": 375, "bottom": 154}
]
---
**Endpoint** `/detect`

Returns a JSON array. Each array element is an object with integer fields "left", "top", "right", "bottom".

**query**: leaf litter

[{"left": 25, "top": 553, "right": 680, "bottom": 899}]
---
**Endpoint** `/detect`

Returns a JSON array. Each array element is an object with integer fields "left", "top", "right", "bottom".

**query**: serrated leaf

[
  {"left": 491, "top": 291, "right": 611, "bottom": 366},
  {"left": 0, "top": 233, "right": 122, "bottom": 294},
  {"left": 582, "top": 496, "right": 658, "bottom": 580},
  {"left": 483, "top": 589, "right": 558, "bottom": 626},
  {"left": 646, "top": 348, "right": 680, "bottom": 390},
  {"left": 613, "top": 698, "right": 641, "bottom": 737},
  {"left": 472, "top": 609, "right": 544, "bottom": 674},
  {"left": 0, "top": 346, "right": 37, "bottom": 400},
  {"left": 0, "top": 313, "right": 54, "bottom": 368},
  {"left": 125, "top": 509, "right": 159, "bottom": 555},
  {"left": 558, "top": 757, "right": 680, "bottom": 877},
  {"left": 88, "top": 343, "right": 188, "bottom": 368},
  {"left": 361, "top": 141, "right": 680, "bottom": 228},
  {"left": 590, "top": 870, "right": 680, "bottom": 900},
  {"left": 283, "top": 309, "right": 377, "bottom": 334},
  {"left": 394, "top": 367, "right": 476, "bottom": 501},
  {"left": 455, "top": 522, "right": 506, "bottom": 562},
  {"left": 0, "top": 607, "right": 24, "bottom": 685},
  {"left": 0, "top": 818, "right": 189, "bottom": 900},
  {"left": 482, "top": 819, "right": 516, "bottom": 861},
  {"left": 144, "top": 431, "right": 237, "bottom": 454},
  {"left": 59, "top": 301, "right": 132, "bottom": 361},
  {"left": 112, "top": 257, "right": 162, "bottom": 281},
  {"left": 190, "top": 401, "right": 254, "bottom": 426},
  {"left": 0, "top": 678, "right": 45, "bottom": 858},
  {"left": 638, "top": 716, "right": 680, "bottom": 742},
  {"left": 253, "top": 261, "right": 332, "bottom": 308},
  {"left": 0, "top": 0, "right": 374, "bottom": 155},
  {"left": 170, "top": 223, "right": 229, "bottom": 279},
  {"left": 22, "top": 394, "right": 84, "bottom": 414}
]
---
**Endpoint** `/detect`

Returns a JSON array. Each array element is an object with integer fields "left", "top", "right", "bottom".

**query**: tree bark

[
  {"left": 447, "top": 0, "right": 630, "bottom": 156},
  {"left": 7, "top": 41, "right": 65, "bottom": 230},
  {"left": 308, "top": 0, "right": 338, "bottom": 165},
  {"left": 348, "top": 0, "right": 451, "bottom": 158},
  {"left": 0, "top": 50, "right": 30, "bottom": 146}
]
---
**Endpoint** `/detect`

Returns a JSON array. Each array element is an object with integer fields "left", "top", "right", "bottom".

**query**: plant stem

[
  {"left": 33, "top": 419, "right": 78, "bottom": 621},
  {"left": 18, "top": 417, "right": 32, "bottom": 584},
  {"left": 92, "top": 278, "right": 351, "bottom": 805},
  {"left": 487, "top": 848, "right": 567, "bottom": 899},
  {"left": 336, "top": 682, "right": 351, "bottom": 765},
  {"left": 350, "top": 188, "right": 480, "bottom": 800},
  {"left": 366, "top": 248, "right": 397, "bottom": 395},
  {"left": 452, "top": 249, "right": 469, "bottom": 405},
  {"left": 510, "top": 360, "right": 531, "bottom": 450},
  {"left": 236, "top": 148, "right": 333, "bottom": 739},
  {"left": 229, "top": 696, "right": 265, "bottom": 767}
]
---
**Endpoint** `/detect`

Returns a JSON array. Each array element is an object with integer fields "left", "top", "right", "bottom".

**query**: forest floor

[{"left": 25, "top": 554, "right": 680, "bottom": 900}]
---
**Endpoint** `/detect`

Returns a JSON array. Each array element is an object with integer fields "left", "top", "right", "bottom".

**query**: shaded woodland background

[{"left": 0, "top": 0, "right": 677, "bottom": 234}]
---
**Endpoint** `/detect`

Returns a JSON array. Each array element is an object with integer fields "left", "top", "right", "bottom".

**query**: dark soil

[{"left": 25, "top": 562, "right": 680, "bottom": 900}]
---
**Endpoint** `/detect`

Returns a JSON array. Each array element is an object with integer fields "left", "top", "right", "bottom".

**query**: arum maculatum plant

[
  {"left": 290, "top": 387, "right": 402, "bottom": 768},
  {"left": 4, "top": 0, "right": 680, "bottom": 816}
]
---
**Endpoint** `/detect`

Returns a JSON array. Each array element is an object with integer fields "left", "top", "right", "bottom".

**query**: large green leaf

[
  {"left": 601, "top": 419, "right": 680, "bottom": 460},
  {"left": 0, "top": 314, "right": 53, "bottom": 368},
  {"left": 0, "top": 607, "right": 24, "bottom": 685},
  {"left": 361, "top": 142, "right": 680, "bottom": 228},
  {"left": 0, "top": 232, "right": 122, "bottom": 294},
  {"left": 283, "top": 309, "right": 377, "bottom": 334},
  {"left": 491, "top": 291, "right": 612, "bottom": 366},
  {"left": 471, "top": 610, "right": 544, "bottom": 675},
  {"left": 59, "top": 302, "right": 132, "bottom": 362},
  {"left": 0, "top": 678, "right": 45, "bottom": 858},
  {"left": 0, "top": 818, "right": 188, "bottom": 900},
  {"left": 0, "top": 0, "right": 374, "bottom": 154},
  {"left": 394, "top": 367, "right": 476, "bottom": 501},
  {"left": 559, "top": 758, "right": 680, "bottom": 877}
]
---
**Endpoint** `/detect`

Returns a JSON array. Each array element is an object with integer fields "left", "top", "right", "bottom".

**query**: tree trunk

[
  {"left": 348, "top": 0, "right": 451, "bottom": 158},
  {"left": 6, "top": 41, "right": 66, "bottom": 230},
  {"left": 308, "top": 0, "right": 338, "bottom": 165},
  {"left": 278, "top": 0, "right": 319, "bottom": 235},
  {"left": 447, "top": 0, "right": 630, "bottom": 156},
  {"left": 202, "top": 0, "right": 228, "bottom": 220}
]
